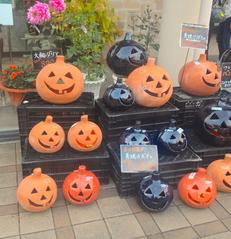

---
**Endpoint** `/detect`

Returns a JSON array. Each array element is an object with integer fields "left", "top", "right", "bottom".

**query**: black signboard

[
  {"left": 221, "top": 62, "right": 231, "bottom": 88},
  {"left": 32, "top": 49, "right": 60, "bottom": 70}
]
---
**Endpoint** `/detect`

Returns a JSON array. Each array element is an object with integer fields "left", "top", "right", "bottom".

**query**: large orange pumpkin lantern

[
  {"left": 207, "top": 154, "right": 231, "bottom": 192},
  {"left": 67, "top": 115, "right": 102, "bottom": 152},
  {"left": 62, "top": 165, "right": 100, "bottom": 205},
  {"left": 36, "top": 55, "right": 84, "bottom": 104},
  {"left": 178, "top": 168, "right": 216, "bottom": 208},
  {"left": 178, "top": 54, "right": 221, "bottom": 96},
  {"left": 17, "top": 168, "right": 57, "bottom": 212},
  {"left": 29, "top": 115, "right": 65, "bottom": 153},
  {"left": 126, "top": 58, "right": 173, "bottom": 107}
]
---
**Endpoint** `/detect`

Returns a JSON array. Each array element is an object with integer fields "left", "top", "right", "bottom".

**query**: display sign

[
  {"left": 120, "top": 145, "right": 158, "bottom": 173},
  {"left": 32, "top": 49, "right": 60, "bottom": 70},
  {"left": 180, "top": 23, "right": 209, "bottom": 49},
  {"left": 221, "top": 62, "right": 231, "bottom": 89},
  {"left": 0, "top": 0, "right": 13, "bottom": 26}
]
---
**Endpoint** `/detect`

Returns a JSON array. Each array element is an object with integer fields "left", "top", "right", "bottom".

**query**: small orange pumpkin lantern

[
  {"left": 178, "top": 54, "right": 221, "bottom": 96},
  {"left": 62, "top": 165, "right": 100, "bottom": 205},
  {"left": 29, "top": 115, "right": 65, "bottom": 153},
  {"left": 67, "top": 115, "right": 102, "bottom": 152},
  {"left": 178, "top": 168, "right": 217, "bottom": 208},
  {"left": 16, "top": 168, "right": 57, "bottom": 212},
  {"left": 126, "top": 58, "right": 173, "bottom": 107},
  {"left": 36, "top": 55, "right": 84, "bottom": 104},
  {"left": 207, "top": 154, "right": 231, "bottom": 192}
]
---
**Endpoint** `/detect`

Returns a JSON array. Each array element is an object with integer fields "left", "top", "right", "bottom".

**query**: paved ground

[{"left": 0, "top": 142, "right": 231, "bottom": 239}]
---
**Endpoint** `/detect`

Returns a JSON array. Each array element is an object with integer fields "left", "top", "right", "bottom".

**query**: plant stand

[{"left": 84, "top": 76, "right": 105, "bottom": 99}]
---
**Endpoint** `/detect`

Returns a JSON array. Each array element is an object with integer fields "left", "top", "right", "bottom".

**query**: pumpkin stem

[
  {"left": 56, "top": 55, "right": 65, "bottom": 63},
  {"left": 33, "top": 168, "right": 42, "bottom": 176},
  {"left": 78, "top": 165, "right": 86, "bottom": 172},
  {"left": 116, "top": 78, "right": 123, "bottom": 84},
  {"left": 124, "top": 32, "right": 132, "bottom": 41},
  {"left": 151, "top": 171, "right": 160, "bottom": 180},
  {"left": 197, "top": 168, "right": 206, "bottom": 176},
  {"left": 81, "top": 115, "right": 88, "bottom": 122},
  {"left": 224, "top": 154, "right": 231, "bottom": 162},
  {"left": 45, "top": 115, "right": 53, "bottom": 123},
  {"left": 198, "top": 54, "right": 207, "bottom": 63},
  {"left": 147, "top": 58, "right": 156, "bottom": 66}
]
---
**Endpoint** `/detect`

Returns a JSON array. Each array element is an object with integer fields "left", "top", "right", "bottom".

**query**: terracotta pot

[{"left": 0, "top": 81, "right": 36, "bottom": 106}]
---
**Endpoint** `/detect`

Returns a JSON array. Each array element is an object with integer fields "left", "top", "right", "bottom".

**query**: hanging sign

[
  {"left": 221, "top": 62, "right": 231, "bottom": 89},
  {"left": 120, "top": 145, "right": 158, "bottom": 173},
  {"left": 180, "top": 23, "right": 209, "bottom": 49},
  {"left": 0, "top": 0, "right": 13, "bottom": 26}
]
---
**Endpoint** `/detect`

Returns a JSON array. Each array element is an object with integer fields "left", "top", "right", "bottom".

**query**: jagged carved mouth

[
  {"left": 28, "top": 195, "right": 53, "bottom": 207},
  {"left": 75, "top": 138, "right": 98, "bottom": 148},
  {"left": 223, "top": 179, "right": 231, "bottom": 188},
  {"left": 68, "top": 191, "right": 92, "bottom": 202},
  {"left": 188, "top": 193, "right": 211, "bottom": 204},
  {"left": 45, "top": 82, "right": 75, "bottom": 95},
  {"left": 202, "top": 77, "right": 216, "bottom": 87},
  {"left": 38, "top": 139, "right": 61, "bottom": 149},
  {"left": 144, "top": 86, "right": 170, "bottom": 97}
]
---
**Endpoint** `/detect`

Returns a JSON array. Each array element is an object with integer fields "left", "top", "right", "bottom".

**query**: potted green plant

[{"left": 0, "top": 65, "right": 36, "bottom": 106}]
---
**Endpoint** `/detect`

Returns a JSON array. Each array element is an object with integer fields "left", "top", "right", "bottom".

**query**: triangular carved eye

[
  {"left": 85, "top": 184, "right": 91, "bottom": 189},
  {"left": 162, "top": 75, "right": 168, "bottom": 80},
  {"left": 42, "top": 131, "right": 47, "bottom": 135},
  {"left": 31, "top": 188, "right": 38, "bottom": 194},
  {"left": 206, "top": 187, "right": 211, "bottom": 192},
  {"left": 145, "top": 188, "right": 152, "bottom": 195},
  {"left": 131, "top": 136, "right": 137, "bottom": 141},
  {"left": 170, "top": 135, "right": 176, "bottom": 140},
  {"left": 78, "top": 130, "right": 84, "bottom": 135},
  {"left": 206, "top": 69, "right": 212, "bottom": 74},
  {"left": 146, "top": 76, "right": 154, "bottom": 82},
  {"left": 143, "top": 137, "right": 149, "bottom": 142},
  {"left": 65, "top": 72, "right": 73, "bottom": 79},
  {"left": 192, "top": 185, "right": 199, "bottom": 190},
  {"left": 221, "top": 122, "right": 227, "bottom": 128},
  {"left": 121, "top": 89, "right": 126, "bottom": 94},
  {"left": 156, "top": 82, "right": 162, "bottom": 88},
  {"left": 159, "top": 191, "right": 165, "bottom": 197},
  {"left": 131, "top": 48, "right": 138, "bottom": 54},
  {"left": 54, "top": 131, "right": 59, "bottom": 136},
  {"left": 72, "top": 183, "right": 77, "bottom": 188},
  {"left": 210, "top": 113, "right": 219, "bottom": 120},
  {"left": 49, "top": 72, "right": 55, "bottom": 77},
  {"left": 91, "top": 130, "right": 96, "bottom": 135},
  {"left": 226, "top": 171, "right": 231, "bottom": 176},
  {"left": 46, "top": 186, "right": 51, "bottom": 191}
]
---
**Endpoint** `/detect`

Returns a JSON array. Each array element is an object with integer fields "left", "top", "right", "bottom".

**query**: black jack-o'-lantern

[
  {"left": 157, "top": 119, "right": 187, "bottom": 154},
  {"left": 103, "top": 77, "right": 134, "bottom": 110},
  {"left": 138, "top": 171, "right": 173, "bottom": 212},
  {"left": 107, "top": 32, "right": 148, "bottom": 77},
  {"left": 196, "top": 102, "right": 231, "bottom": 146},
  {"left": 119, "top": 121, "right": 151, "bottom": 145}
]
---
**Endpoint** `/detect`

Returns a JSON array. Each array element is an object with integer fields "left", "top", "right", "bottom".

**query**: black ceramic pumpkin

[
  {"left": 107, "top": 32, "right": 148, "bottom": 77},
  {"left": 120, "top": 121, "right": 151, "bottom": 145},
  {"left": 196, "top": 103, "right": 231, "bottom": 146},
  {"left": 157, "top": 119, "right": 187, "bottom": 154},
  {"left": 138, "top": 171, "right": 173, "bottom": 212},
  {"left": 103, "top": 77, "right": 134, "bottom": 110}
]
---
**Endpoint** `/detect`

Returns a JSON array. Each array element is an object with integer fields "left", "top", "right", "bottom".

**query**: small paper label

[
  {"left": 177, "top": 128, "right": 184, "bottom": 134},
  {"left": 188, "top": 172, "right": 196, "bottom": 179},
  {"left": 211, "top": 107, "right": 222, "bottom": 111}
]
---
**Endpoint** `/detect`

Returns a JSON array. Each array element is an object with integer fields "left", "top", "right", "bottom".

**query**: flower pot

[
  {"left": 0, "top": 81, "right": 36, "bottom": 106},
  {"left": 84, "top": 75, "right": 105, "bottom": 99}
]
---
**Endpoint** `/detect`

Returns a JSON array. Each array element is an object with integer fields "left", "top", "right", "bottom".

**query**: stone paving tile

[
  {"left": 210, "top": 201, "right": 230, "bottom": 220},
  {"left": 52, "top": 206, "right": 71, "bottom": 228},
  {"left": 194, "top": 220, "right": 228, "bottom": 238},
  {"left": 201, "top": 231, "right": 231, "bottom": 239},
  {"left": 0, "top": 172, "right": 17, "bottom": 188},
  {"left": 126, "top": 196, "right": 142, "bottom": 213},
  {"left": 216, "top": 192, "right": 231, "bottom": 199},
  {"left": 147, "top": 234, "right": 165, "bottom": 239},
  {"left": 0, "top": 204, "right": 18, "bottom": 216},
  {"left": 0, "top": 214, "right": 19, "bottom": 238},
  {"left": 151, "top": 206, "right": 190, "bottom": 232},
  {"left": 74, "top": 220, "right": 111, "bottom": 239},
  {"left": 0, "top": 143, "right": 16, "bottom": 167},
  {"left": 179, "top": 204, "right": 217, "bottom": 226},
  {"left": 173, "top": 189, "right": 183, "bottom": 206},
  {"left": 21, "top": 230, "right": 56, "bottom": 239},
  {"left": 98, "top": 187, "right": 119, "bottom": 199},
  {"left": 106, "top": 214, "right": 145, "bottom": 239},
  {"left": 68, "top": 202, "right": 102, "bottom": 225},
  {"left": 0, "top": 165, "right": 17, "bottom": 174},
  {"left": 216, "top": 195, "right": 231, "bottom": 214},
  {"left": 135, "top": 212, "right": 160, "bottom": 236},
  {"left": 15, "top": 142, "right": 21, "bottom": 165},
  {"left": 0, "top": 187, "right": 17, "bottom": 206},
  {"left": 97, "top": 196, "right": 132, "bottom": 218},
  {"left": 53, "top": 188, "right": 66, "bottom": 208},
  {"left": 17, "top": 171, "right": 22, "bottom": 184},
  {"left": 163, "top": 227, "right": 199, "bottom": 239},
  {"left": 55, "top": 226, "right": 76, "bottom": 239},
  {"left": 20, "top": 209, "right": 54, "bottom": 234},
  {"left": 222, "top": 217, "right": 231, "bottom": 230},
  {"left": 1, "top": 237, "right": 20, "bottom": 239}
]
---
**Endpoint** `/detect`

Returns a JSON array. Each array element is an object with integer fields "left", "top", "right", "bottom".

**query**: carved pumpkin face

[
  {"left": 207, "top": 154, "right": 231, "bottom": 192},
  {"left": 103, "top": 77, "right": 134, "bottom": 110},
  {"left": 126, "top": 58, "right": 173, "bottom": 107},
  {"left": 36, "top": 55, "right": 84, "bottom": 104},
  {"left": 138, "top": 172, "right": 173, "bottom": 212},
  {"left": 178, "top": 54, "right": 221, "bottom": 96},
  {"left": 29, "top": 115, "right": 65, "bottom": 153},
  {"left": 16, "top": 168, "right": 57, "bottom": 212},
  {"left": 67, "top": 115, "right": 102, "bottom": 152},
  {"left": 63, "top": 165, "right": 100, "bottom": 205},
  {"left": 178, "top": 168, "right": 216, "bottom": 208}
]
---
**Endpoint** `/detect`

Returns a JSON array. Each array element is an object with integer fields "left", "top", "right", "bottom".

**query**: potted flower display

[{"left": 0, "top": 65, "right": 36, "bottom": 106}]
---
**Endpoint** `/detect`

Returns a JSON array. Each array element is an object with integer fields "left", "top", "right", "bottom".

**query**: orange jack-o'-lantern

[
  {"left": 178, "top": 54, "right": 221, "bottom": 96},
  {"left": 63, "top": 165, "right": 100, "bottom": 205},
  {"left": 126, "top": 58, "right": 173, "bottom": 107},
  {"left": 67, "top": 115, "right": 102, "bottom": 152},
  {"left": 29, "top": 115, "right": 65, "bottom": 153},
  {"left": 178, "top": 168, "right": 216, "bottom": 208},
  {"left": 17, "top": 168, "right": 57, "bottom": 212},
  {"left": 36, "top": 55, "right": 84, "bottom": 104},
  {"left": 207, "top": 154, "right": 231, "bottom": 192}
]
